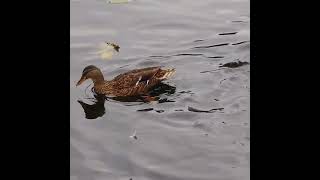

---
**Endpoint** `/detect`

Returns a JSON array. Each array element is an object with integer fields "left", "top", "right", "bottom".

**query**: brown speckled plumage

[{"left": 76, "top": 65, "right": 175, "bottom": 97}]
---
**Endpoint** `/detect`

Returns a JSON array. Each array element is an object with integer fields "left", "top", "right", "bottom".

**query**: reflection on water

[
  {"left": 78, "top": 83, "right": 176, "bottom": 119},
  {"left": 77, "top": 94, "right": 106, "bottom": 119}
]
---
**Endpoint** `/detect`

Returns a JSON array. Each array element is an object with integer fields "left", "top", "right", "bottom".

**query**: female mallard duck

[{"left": 76, "top": 65, "right": 175, "bottom": 97}]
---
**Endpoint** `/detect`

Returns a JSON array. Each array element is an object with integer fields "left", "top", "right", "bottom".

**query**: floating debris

[
  {"left": 97, "top": 42, "right": 120, "bottom": 60},
  {"left": 219, "top": 61, "right": 249, "bottom": 68},
  {"left": 214, "top": 99, "right": 219, "bottom": 101},
  {"left": 188, "top": 106, "right": 224, "bottom": 113},
  {"left": 129, "top": 129, "right": 138, "bottom": 140},
  {"left": 155, "top": 110, "right": 165, "bottom": 113}
]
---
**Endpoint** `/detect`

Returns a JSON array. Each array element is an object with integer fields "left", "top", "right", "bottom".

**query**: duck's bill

[{"left": 76, "top": 77, "right": 86, "bottom": 86}]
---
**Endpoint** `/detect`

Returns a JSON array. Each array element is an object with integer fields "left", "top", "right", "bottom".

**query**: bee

[
  {"left": 105, "top": 42, "right": 120, "bottom": 52},
  {"left": 97, "top": 42, "right": 120, "bottom": 60}
]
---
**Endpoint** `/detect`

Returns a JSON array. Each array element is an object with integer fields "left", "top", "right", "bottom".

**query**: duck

[{"left": 76, "top": 65, "right": 175, "bottom": 97}]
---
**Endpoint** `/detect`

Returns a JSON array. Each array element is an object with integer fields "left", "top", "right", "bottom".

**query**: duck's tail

[{"left": 157, "top": 68, "right": 176, "bottom": 80}]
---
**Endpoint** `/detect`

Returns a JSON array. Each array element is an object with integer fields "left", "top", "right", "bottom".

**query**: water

[{"left": 70, "top": 0, "right": 250, "bottom": 179}]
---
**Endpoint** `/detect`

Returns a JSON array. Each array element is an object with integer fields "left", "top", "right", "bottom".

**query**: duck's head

[{"left": 76, "top": 65, "right": 104, "bottom": 86}]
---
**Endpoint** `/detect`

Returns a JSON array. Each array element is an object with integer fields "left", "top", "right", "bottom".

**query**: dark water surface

[{"left": 71, "top": 0, "right": 250, "bottom": 179}]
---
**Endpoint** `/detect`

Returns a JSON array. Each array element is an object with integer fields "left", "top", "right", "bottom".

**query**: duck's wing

[{"left": 112, "top": 67, "right": 162, "bottom": 89}]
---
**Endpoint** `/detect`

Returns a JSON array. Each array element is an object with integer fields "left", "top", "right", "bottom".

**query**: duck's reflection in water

[
  {"left": 77, "top": 94, "right": 106, "bottom": 120},
  {"left": 78, "top": 83, "right": 176, "bottom": 119}
]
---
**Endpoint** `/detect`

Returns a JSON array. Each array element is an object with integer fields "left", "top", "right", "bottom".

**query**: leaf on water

[{"left": 97, "top": 42, "right": 120, "bottom": 60}]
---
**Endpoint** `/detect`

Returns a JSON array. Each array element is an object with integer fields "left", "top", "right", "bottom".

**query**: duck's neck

[{"left": 92, "top": 74, "right": 105, "bottom": 85}]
